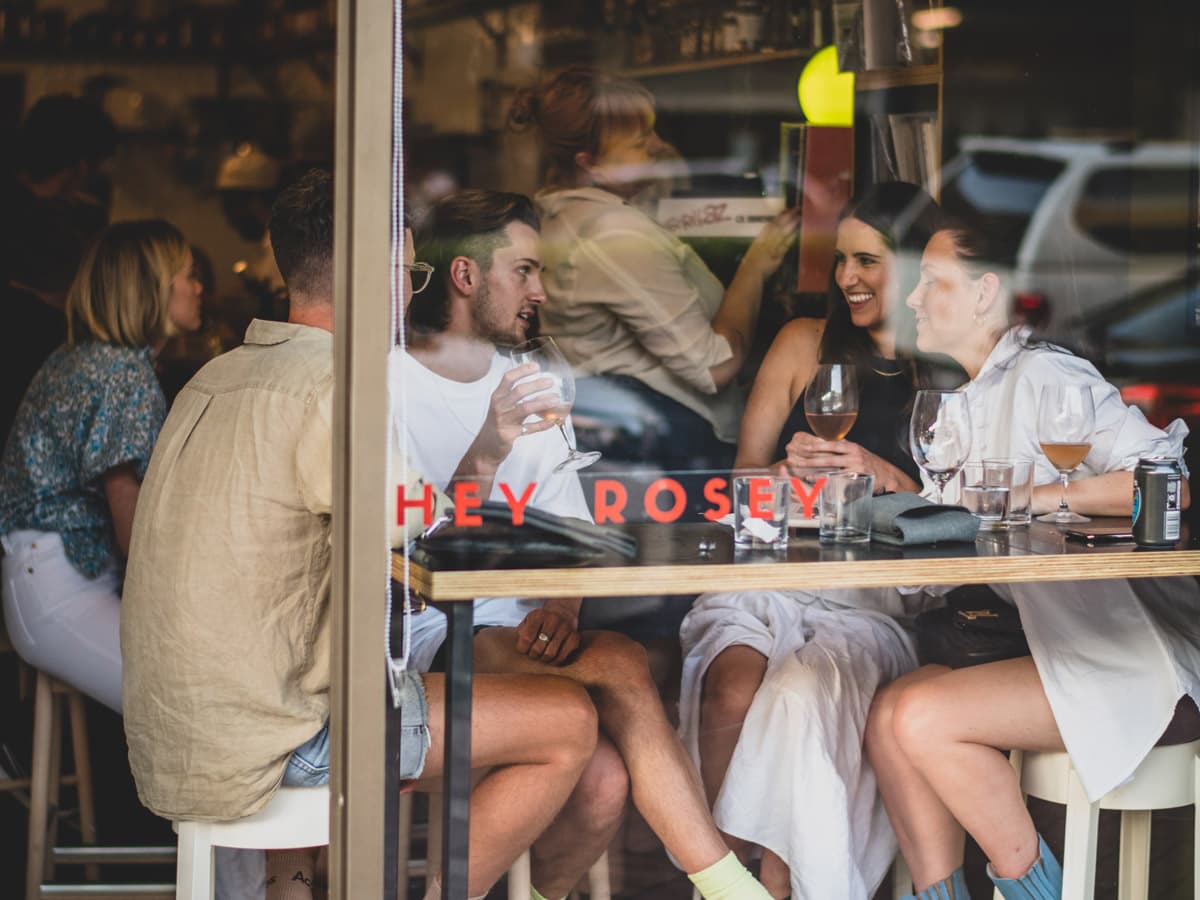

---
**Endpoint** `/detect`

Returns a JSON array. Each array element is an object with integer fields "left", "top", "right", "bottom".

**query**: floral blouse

[{"left": 0, "top": 341, "right": 165, "bottom": 577}]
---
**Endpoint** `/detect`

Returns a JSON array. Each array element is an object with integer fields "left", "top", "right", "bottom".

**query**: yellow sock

[{"left": 688, "top": 851, "right": 773, "bottom": 900}]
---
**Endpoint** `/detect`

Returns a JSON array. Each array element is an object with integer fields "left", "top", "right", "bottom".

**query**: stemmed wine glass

[
  {"left": 804, "top": 364, "right": 859, "bottom": 441},
  {"left": 1036, "top": 383, "right": 1095, "bottom": 523},
  {"left": 509, "top": 335, "right": 601, "bottom": 473},
  {"left": 909, "top": 389, "right": 972, "bottom": 504}
]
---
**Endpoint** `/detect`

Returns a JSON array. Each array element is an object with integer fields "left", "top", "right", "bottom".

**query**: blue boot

[
  {"left": 988, "top": 834, "right": 1062, "bottom": 900},
  {"left": 902, "top": 867, "right": 971, "bottom": 900}
]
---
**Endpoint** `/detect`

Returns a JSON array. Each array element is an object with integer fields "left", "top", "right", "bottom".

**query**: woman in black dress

[{"left": 677, "top": 182, "right": 946, "bottom": 900}]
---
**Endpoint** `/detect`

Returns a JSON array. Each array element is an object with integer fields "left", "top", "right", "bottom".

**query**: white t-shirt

[{"left": 389, "top": 348, "right": 592, "bottom": 671}]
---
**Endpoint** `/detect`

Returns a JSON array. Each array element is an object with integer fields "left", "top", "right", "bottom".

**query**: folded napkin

[{"left": 871, "top": 492, "right": 980, "bottom": 546}]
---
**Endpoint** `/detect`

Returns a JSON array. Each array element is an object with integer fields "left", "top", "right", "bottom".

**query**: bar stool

[
  {"left": 1003, "top": 741, "right": 1200, "bottom": 900},
  {"left": 0, "top": 642, "right": 100, "bottom": 900},
  {"left": 175, "top": 785, "right": 330, "bottom": 900}
]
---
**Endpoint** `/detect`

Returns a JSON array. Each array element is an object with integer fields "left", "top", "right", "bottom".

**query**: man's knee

[
  {"left": 581, "top": 631, "right": 654, "bottom": 690},
  {"left": 571, "top": 738, "right": 629, "bottom": 830},
  {"left": 541, "top": 676, "right": 601, "bottom": 766}
]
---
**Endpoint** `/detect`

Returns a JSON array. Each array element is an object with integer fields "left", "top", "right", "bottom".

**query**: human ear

[
  {"left": 448, "top": 256, "right": 475, "bottom": 295},
  {"left": 574, "top": 150, "right": 597, "bottom": 181},
  {"left": 975, "top": 271, "right": 1002, "bottom": 318}
]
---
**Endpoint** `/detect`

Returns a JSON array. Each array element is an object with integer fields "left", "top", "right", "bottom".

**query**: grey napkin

[{"left": 871, "top": 492, "right": 980, "bottom": 546}]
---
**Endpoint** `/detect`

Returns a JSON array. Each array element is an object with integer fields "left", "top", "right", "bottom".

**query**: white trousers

[
  {"left": 1, "top": 530, "right": 266, "bottom": 900},
  {"left": 2, "top": 530, "right": 123, "bottom": 712}
]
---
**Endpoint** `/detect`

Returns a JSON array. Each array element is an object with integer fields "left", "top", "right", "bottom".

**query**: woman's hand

[
  {"left": 783, "top": 432, "right": 919, "bottom": 494},
  {"left": 740, "top": 207, "right": 801, "bottom": 280}
]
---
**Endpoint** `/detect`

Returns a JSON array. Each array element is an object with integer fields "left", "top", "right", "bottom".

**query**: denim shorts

[{"left": 282, "top": 669, "right": 431, "bottom": 786}]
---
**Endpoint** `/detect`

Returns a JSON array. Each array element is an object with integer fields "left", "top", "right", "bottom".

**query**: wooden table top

[{"left": 392, "top": 518, "right": 1200, "bottom": 601}]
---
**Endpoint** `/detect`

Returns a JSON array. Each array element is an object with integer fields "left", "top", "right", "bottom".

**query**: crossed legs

[
  {"left": 415, "top": 672, "right": 599, "bottom": 896},
  {"left": 864, "top": 657, "right": 1065, "bottom": 890},
  {"left": 473, "top": 628, "right": 736, "bottom": 881}
]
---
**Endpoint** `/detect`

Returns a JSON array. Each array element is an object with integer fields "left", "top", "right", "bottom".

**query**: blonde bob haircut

[{"left": 67, "top": 219, "right": 189, "bottom": 348}]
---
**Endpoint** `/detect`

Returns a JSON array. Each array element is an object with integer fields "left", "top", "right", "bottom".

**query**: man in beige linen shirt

[{"left": 121, "top": 170, "right": 599, "bottom": 900}]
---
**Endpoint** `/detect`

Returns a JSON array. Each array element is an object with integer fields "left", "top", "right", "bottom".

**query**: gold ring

[{"left": 537, "top": 632, "right": 551, "bottom": 642}]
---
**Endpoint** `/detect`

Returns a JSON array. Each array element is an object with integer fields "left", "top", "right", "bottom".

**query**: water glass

[
  {"left": 733, "top": 474, "right": 790, "bottom": 549},
  {"left": 818, "top": 472, "right": 874, "bottom": 543},
  {"left": 985, "top": 457, "right": 1033, "bottom": 526},
  {"left": 960, "top": 461, "right": 1012, "bottom": 530}
]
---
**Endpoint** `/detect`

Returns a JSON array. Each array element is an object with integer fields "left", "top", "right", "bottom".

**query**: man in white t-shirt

[{"left": 393, "top": 189, "right": 775, "bottom": 900}]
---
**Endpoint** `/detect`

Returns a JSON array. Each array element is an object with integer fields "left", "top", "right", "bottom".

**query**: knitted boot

[
  {"left": 902, "top": 866, "right": 971, "bottom": 900},
  {"left": 988, "top": 834, "right": 1062, "bottom": 900}
]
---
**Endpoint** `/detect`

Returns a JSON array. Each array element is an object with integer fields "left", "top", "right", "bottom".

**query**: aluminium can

[{"left": 1132, "top": 457, "right": 1182, "bottom": 548}]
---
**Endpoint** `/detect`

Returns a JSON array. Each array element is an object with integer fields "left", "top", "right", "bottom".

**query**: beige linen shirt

[
  {"left": 535, "top": 187, "right": 744, "bottom": 443},
  {"left": 122, "top": 320, "right": 440, "bottom": 821}
]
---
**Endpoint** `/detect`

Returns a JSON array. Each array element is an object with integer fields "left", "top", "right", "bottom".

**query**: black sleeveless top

[{"left": 773, "top": 356, "right": 922, "bottom": 484}]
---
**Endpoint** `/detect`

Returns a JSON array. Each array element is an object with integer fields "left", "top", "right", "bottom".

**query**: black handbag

[
  {"left": 914, "top": 584, "right": 1031, "bottom": 669},
  {"left": 410, "top": 501, "right": 638, "bottom": 570}
]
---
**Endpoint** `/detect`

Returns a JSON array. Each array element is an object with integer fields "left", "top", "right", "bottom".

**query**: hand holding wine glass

[
  {"left": 909, "top": 389, "right": 972, "bottom": 504},
  {"left": 1036, "top": 383, "right": 1095, "bottom": 523},
  {"left": 804, "top": 364, "right": 859, "bottom": 441},
  {"left": 510, "top": 336, "right": 601, "bottom": 473}
]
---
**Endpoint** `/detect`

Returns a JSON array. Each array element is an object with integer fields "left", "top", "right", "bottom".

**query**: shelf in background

[
  {"left": 855, "top": 64, "right": 940, "bottom": 91},
  {"left": 622, "top": 46, "right": 810, "bottom": 79}
]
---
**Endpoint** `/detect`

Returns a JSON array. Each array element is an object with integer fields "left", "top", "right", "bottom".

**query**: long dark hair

[{"left": 818, "top": 181, "right": 943, "bottom": 369}]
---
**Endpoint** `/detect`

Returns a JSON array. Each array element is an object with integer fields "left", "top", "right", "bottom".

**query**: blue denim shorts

[{"left": 282, "top": 669, "right": 431, "bottom": 786}]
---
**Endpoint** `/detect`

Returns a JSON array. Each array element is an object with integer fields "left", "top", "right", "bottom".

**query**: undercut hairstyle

[
  {"left": 269, "top": 168, "right": 334, "bottom": 302},
  {"left": 409, "top": 190, "right": 540, "bottom": 334},
  {"left": 66, "top": 219, "right": 189, "bottom": 348}
]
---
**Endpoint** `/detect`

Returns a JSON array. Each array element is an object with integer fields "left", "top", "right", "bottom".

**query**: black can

[{"left": 1132, "top": 457, "right": 1182, "bottom": 548}]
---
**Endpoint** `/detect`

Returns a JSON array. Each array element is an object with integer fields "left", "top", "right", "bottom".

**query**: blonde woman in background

[{"left": 0, "top": 219, "right": 201, "bottom": 711}]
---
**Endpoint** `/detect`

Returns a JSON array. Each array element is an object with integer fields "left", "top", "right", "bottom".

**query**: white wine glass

[
  {"left": 909, "top": 390, "right": 972, "bottom": 504},
  {"left": 804, "top": 364, "right": 859, "bottom": 441},
  {"left": 1036, "top": 384, "right": 1095, "bottom": 524},
  {"left": 510, "top": 335, "right": 601, "bottom": 473}
]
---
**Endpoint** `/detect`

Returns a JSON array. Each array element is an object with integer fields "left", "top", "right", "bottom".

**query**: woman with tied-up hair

[
  {"left": 865, "top": 219, "right": 1195, "bottom": 900},
  {"left": 509, "top": 65, "right": 800, "bottom": 471},
  {"left": 0, "top": 219, "right": 202, "bottom": 712}
]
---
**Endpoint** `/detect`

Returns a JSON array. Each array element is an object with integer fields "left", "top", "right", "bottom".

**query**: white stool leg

[
  {"left": 892, "top": 852, "right": 912, "bottom": 900},
  {"left": 587, "top": 850, "right": 611, "bottom": 900},
  {"left": 1117, "top": 810, "right": 1151, "bottom": 900},
  {"left": 176, "top": 821, "right": 216, "bottom": 900},
  {"left": 508, "top": 850, "right": 532, "bottom": 899},
  {"left": 1194, "top": 752, "right": 1200, "bottom": 900},
  {"left": 1060, "top": 766, "right": 1099, "bottom": 900}
]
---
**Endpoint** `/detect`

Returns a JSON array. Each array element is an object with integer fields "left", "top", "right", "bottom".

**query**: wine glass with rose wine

[
  {"left": 804, "top": 364, "right": 859, "bottom": 440},
  {"left": 510, "top": 336, "right": 601, "bottom": 473},
  {"left": 909, "top": 390, "right": 972, "bottom": 504},
  {"left": 1036, "top": 383, "right": 1095, "bottom": 523}
]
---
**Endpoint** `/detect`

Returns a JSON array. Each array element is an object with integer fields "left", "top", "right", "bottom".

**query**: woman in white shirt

[
  {"left": 508, "top": 65, "right": 798, "bottom": 471},
  {"left": 864, "top": 220, "right": 1196, "bottom": 900}
]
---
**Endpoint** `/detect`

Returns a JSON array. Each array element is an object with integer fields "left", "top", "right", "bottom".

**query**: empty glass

[{"left": 909, "top": 390, "right": 972, "bottom": 504}]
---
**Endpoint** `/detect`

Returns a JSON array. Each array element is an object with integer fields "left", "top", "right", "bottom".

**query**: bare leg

[
  {"left": 698, "top": 647, "right": 769, "bottom": 863},
  {"left": 475, "top": 628, "right": 732, "bottom": 873},
  {"left": 530, "top": 735, "right": 629, "bottom": 898},
  {"left": 415, "top": 673, "right": 598, "bottom": 896},
  {"left": 866, "top": 665, "right": 966, "bottom": 889},
  {"left": 867, "top": 658, "right": 1066, "bottom": 888}
]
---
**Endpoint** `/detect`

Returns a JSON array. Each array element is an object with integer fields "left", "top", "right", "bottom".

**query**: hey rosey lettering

[{"left": 398, "top": 475, "right": 827, "bottom": 527}]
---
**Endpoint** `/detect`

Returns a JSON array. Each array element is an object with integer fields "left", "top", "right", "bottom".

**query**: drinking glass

[
  {"left": 909, "top": 390, "right": 972, "bottom": 504},
  {"left": 960, "top": 461, "right": 1012, "bottom": 530},
  {"left": 1036, "top": 384, "right": 1095, "bottom": 523},
  {"left": 510, "top": 336, "right": 601, "bottom": 472},
  {"left": 804, "top": 364, "right": 859, "bottom": 440}
]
